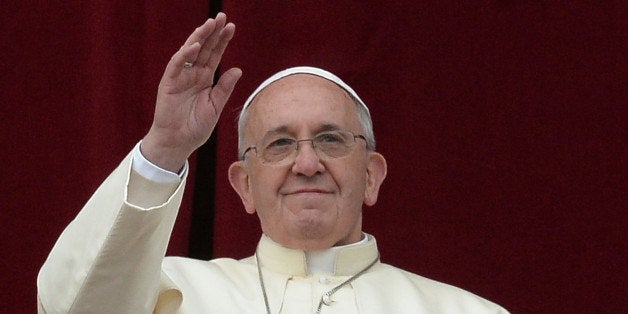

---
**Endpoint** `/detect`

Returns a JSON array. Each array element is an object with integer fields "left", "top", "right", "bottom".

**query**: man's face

[{"left": 229, "top": 74, "right": 386, "bottom": 251}]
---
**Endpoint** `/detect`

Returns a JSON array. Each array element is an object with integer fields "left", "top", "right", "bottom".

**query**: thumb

[{"left": 209, "top": 67, "right": 242, "bottom": 114}]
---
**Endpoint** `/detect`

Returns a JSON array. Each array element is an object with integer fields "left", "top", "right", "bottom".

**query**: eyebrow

[{"left": 317, "top": 123, "right": 342, "bottom": 133}]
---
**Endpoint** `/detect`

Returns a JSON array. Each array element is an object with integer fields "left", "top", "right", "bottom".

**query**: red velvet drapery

[
  {"left": 215, "top": 2, "right": 624, "bottom": 313},
  {"left": 1, "top": 1, "right": 623, "bottom": 313},
  {"left": 1, "top": 1, "right": 209, "bottom": 311}
]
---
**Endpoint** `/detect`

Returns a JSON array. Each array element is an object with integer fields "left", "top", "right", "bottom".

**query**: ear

[
  {"left": 364, "top": 152, "right": 387, "bottom": 206},
  {"left": 228, "top": 161, "right": 256, "bottom": 214}
]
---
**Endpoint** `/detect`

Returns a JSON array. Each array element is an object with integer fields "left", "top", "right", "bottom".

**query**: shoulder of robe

[
  {"left": 162, "top": 256, "right": 257, "bottom": 278},
  {"left": 362, "top": 263, "right": 509, "bottom": 313}
]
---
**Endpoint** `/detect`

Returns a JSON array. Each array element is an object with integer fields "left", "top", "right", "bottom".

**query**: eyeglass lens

[{"left": 259, "top": 130, "right": 359, "bottom": 163}]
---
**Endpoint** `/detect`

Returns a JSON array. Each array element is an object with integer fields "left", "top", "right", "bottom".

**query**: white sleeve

[
  {"left": 37, "top": 151, "right": 186, "bottom": 313},
  {"left": 132, "top": 141, "right": 188, "bottom": 184}
]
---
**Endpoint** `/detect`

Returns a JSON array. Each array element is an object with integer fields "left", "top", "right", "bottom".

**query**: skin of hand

[{"left": 141, "top": 12, "right": 242, "bottom": 172}]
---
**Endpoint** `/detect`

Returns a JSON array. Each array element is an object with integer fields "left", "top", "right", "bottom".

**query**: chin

[
  {"left": 292, "top": 236, "right": 338, "bottom": 251},
  {"left": 289, "top": 222, "right": 338, "bottom": 250}
]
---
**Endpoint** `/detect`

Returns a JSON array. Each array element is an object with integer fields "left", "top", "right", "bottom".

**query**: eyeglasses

[{"left": 242, "top": 129, "right": 367, "bottom": 164}]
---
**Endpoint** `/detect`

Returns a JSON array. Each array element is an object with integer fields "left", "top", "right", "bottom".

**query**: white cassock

[{"left": 37, "top": 147, "right": 509, "bottom": 314}]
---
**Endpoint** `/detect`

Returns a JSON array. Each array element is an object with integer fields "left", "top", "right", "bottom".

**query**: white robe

[{"left": 37, "top": 152, "right": 508, "bottom": 313}]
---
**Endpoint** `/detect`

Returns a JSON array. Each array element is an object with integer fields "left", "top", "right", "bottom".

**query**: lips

[
  {"left": 283, "top": 188, "right": 331, "bottom": 195},
  {"left": 287, "top": 189, "right": 330, "bottom": 195}
]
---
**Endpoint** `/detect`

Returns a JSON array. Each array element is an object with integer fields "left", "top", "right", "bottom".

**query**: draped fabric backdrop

[
  {"left": 1, "top": 1, "right": 623, "bottom": 313},
  {"left": 1, "top": 1, "right": 210, "bottom": 311}
]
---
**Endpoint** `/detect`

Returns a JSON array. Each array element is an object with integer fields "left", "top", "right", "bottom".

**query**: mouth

[{"left": 284, "top": 188, "right": 332, "bottom": 195}]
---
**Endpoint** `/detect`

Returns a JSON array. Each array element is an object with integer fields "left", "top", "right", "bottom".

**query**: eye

[
  {"left": 317, "top": 132, "right": 345, "bottom": 144},
  {"left": 267, "top": 137, "right": 295, "bottom": 148}
]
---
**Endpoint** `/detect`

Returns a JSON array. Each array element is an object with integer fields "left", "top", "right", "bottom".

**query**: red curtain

[
  {"left": 1, "top": 1, "right": 623, "bottom": 313},
  {"left": 1, "top": 1, "right": 208, "bottom": 311},
  {"left": 215, "top": 2, "right": 624, "bottom": 313}
]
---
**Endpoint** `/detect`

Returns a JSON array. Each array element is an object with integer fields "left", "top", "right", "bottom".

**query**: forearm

[{"left": 37, "top": 152, "right": 186, "bottom": 313}]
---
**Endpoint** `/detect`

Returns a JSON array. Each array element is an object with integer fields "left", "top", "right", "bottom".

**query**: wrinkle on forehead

[{"left": 262, "top": 123, "right": 345, "bottom": 138}]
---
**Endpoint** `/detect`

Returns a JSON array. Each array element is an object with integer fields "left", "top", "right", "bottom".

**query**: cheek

[
  {"left": 250, "top": 167, "right": 284, "bottom": 203},
  {"left": 333, "top": 162, "right": 368, "bottom": 200}
]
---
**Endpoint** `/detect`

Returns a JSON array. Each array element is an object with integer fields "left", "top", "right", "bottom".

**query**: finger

[
  {"left": 203, "top": 23, "right": 236, "bottom": 72},
  {"left": 209, "top": 67, "right": 242, "bottom": 115},
  {"left": 195, "top": 15, "right": 229, "bottom": 66},
  {"left": 164, "top": 42, "right": 201, "bottom": 80},
  {"left": 184, "top": 12, "right": 226, "bottom": 47}
]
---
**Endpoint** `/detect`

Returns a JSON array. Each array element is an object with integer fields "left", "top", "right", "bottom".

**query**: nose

[{"left": 291, "top": 140, "right": 325, "bottom": 176}]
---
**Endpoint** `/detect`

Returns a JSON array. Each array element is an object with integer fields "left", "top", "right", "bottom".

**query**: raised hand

[{"left": 142, "top": 13, "right": 242, "bottom": 172}]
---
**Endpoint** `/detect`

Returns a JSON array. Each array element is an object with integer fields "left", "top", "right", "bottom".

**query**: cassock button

[{"left": 322, "top": 292, "right": 333, "bottom": 306}]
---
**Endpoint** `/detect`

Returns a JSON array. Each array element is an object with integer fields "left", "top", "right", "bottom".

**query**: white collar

[
  {"left": 256, "top": 233, "right": 378, "bottom": 276},
  {"left": 305, "top": 233, "right": 369, "bottom": 274}
]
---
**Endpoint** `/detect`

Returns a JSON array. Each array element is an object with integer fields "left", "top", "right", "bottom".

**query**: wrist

[{"left": 141, "top": 133, "right": 190, "bottom": 173}]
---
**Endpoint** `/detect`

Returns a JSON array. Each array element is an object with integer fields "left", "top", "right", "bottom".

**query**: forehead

[{"left": 246, "top": 74, "right": 360, "bottom": 135}]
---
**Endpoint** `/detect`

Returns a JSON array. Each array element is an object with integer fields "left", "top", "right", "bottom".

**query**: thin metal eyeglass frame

[{"left": 240, "top": 131, "right": 367, "bottom": 162}]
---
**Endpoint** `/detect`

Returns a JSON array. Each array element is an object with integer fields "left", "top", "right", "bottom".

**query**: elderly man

[{"left": 38, "top": 13, "right": 507, "bottom": 313}]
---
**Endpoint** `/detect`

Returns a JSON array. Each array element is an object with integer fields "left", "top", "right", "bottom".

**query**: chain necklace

[{"left": 255, "top": 249, "right": 379, "bottom": 314}]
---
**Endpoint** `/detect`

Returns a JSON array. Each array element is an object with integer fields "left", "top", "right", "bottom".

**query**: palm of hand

[{"left": 142, "top": 13, "right": 241, "bottom": 172}]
